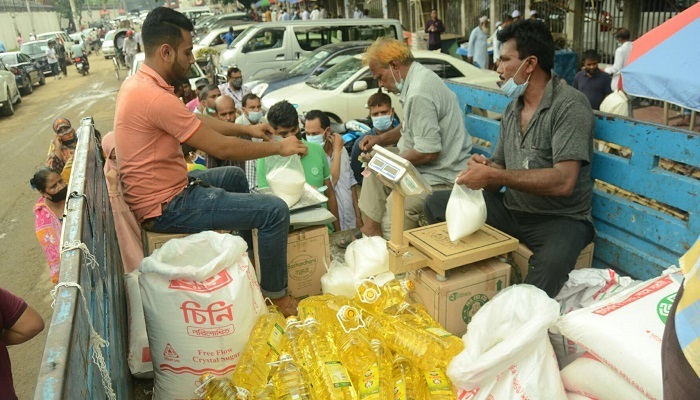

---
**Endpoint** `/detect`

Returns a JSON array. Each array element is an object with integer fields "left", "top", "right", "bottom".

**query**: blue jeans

[{"left": 149, "top": 167, "right": 290, "bottom": 299}]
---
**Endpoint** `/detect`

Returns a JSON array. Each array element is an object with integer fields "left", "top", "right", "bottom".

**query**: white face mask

[
  {"left": 500, "top": 58, "right": 532, "bottom": 99},
  {"left": 305, "top": 134, "right": 325, "bottom": 146},
  {"left": 390, "top": 66, "right": 404, "bottom": 94},
  {"left": 247, "top": 110, "right": 263, "bottom": 123}
]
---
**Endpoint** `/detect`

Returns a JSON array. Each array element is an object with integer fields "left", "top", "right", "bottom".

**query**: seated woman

[
  {"left": 46, "top": 117, "right": 78, "bottom": 183},
  {"left": 30, "top": 167, "right": 67, "bottom": 284}
]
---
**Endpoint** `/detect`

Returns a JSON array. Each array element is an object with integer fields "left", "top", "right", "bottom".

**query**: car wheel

[
  {"left": 40, "top": 73, "right": 46, "bottom": 86},
  {"left": 21, "top": 77, "right": 34, "bottom": 95},
  {"left": 1, "top": 90, "right": 15, "bottom": 117}
]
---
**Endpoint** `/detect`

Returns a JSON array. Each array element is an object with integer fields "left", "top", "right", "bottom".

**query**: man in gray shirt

[
  {"left": 424, "top": 20, "right": 595, "bottom": 298},
  {"left": 356, "top": 38, "right": 471, "bottom": 240}
]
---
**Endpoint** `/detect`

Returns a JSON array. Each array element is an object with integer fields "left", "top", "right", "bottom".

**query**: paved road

[{"left": 0, "top": 55, "right": 122, "bottom": 399}]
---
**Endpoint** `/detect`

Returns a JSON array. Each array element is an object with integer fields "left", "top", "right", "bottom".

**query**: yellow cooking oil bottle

[
  {"left": 335, "top": 305, "right": 376, "bottom": 377},
  {"left": 250, "top": 382, "right": 275, "bottom": 400},
  {"left": 355, "top": 339, "right": 393, "bottom": 400},
  {"left": 354, "top": 279, "right": 414, "bottom": 314},
  {"left": 392, "top": 355, "right": 427, "bottom": 400},
  {"left": 280, "top": 316, "right": 307, "bottom": 369},
  {"left": 231, "top": 306, "right": 286, "bottom": 394},
  {"left": 364, "top": 313, "right": 452, "bottom": 371},
  {"left": 423, "top": 368, "right": 456, "bottom": 399},
  {"left": 300, "top": 317, "right": 357, "bottom": 399},
  {"left": 271, "top": 354, "right": 313, "bottom": 400},
  {"left": 389, "top": 302, "right": 465, "bottom": 358},
  {"left": 298, "top": 294, "right": 333, "bottom": 321},
  {"left": 195, "top": 373, "right": 239, "bottom": 399}
]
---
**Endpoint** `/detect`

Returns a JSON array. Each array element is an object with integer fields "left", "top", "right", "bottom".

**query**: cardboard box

[
  {"left": 511, "top": 242, "right": 595, "bottom": 285},
  {"left": 403, "top": 223, "right": 519, "bottom": 276},
  {"left": 407, "top": 257, "right": 510, "bottom": 337},
  {"left": 141, "top": 231, "right": 189, "bottom": 257},
  {"left": 254, "top": 226, "right": 330, "bottom": 300}
]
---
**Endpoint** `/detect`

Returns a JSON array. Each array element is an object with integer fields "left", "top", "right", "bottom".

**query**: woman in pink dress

[{"left": 30, "top": 168, "right": 67, "bottom": 284}]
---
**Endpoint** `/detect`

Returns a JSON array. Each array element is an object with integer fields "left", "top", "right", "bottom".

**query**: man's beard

[{"left": 171, "top": 53, "right": 188, "bottom": 81}]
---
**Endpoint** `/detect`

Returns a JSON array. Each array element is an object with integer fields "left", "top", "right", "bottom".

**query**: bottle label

[
  {"left": 394, "top": 379, "right": 407, "bottom": 400},
  {"left": 325, "top": 361, "right": 352, "bottom": 388},
  {"left": 425, "top": 327, "right": 452, "bottom": 337},
  {"left": 358, "top": 364, "right": 380, "bottom": 399},
  {"left": 424, "top": 369, "right": 452, "bottom": 394},
  {"left": 267, "top": 323, "right": 285, "bottom": 355}
]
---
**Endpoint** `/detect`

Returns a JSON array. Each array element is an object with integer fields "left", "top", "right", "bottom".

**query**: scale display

[{"left": 367, "top": 146, "right": 433, "bottom": 197}]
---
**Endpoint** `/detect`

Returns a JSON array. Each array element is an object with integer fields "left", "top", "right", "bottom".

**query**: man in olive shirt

[{"left": 424, "top": 20, "right": 595, "bottom": 298}]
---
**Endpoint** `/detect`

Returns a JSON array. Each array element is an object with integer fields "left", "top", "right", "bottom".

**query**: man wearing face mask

[
  {"left": 194, "top": 84, "right": 221, "bottom": 116},
  {"left": 235, "top": 93, "right": 267, "bottom": 126},
  {"left": 424, "top": 19, "right": 595, "bottom": 299},
  {"left": 356, "top": 38, "right": 470, "bottom": 240},
  {"left": 46, "top": 117, "right": 78, "bottom": 183},
  {"left": 219, "top": 67, "right": 250, "bottom": 111}
]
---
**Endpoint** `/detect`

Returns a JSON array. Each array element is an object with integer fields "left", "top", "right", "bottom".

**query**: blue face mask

[
  {"left": 306, "top": 134, "right": 325, "bottom": 146},
  {"left": 247, "top": 110, "right": 263, "bottom": 123},
  {"left": 372, "top": 114, "right": 393, "bottom": 131},
  {"left": 500, "top": 58, "right": 531, "bottom": 99},
  {"left": 390, "top": 67, "right": 404, "bottom": 94}
]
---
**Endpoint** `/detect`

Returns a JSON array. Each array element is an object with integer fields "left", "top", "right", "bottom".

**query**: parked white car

[
  {"left": 192, "top": 25, "right": 252, "bottom": 64},
  {"left": 129, "top": 53, "right": 207, "bottom": 90},
  {"left": 0, "top": 62, "right": 22, "bottom": 117},
  {"left": 261, "top": 50, "right": 500, "bottom": 122}
]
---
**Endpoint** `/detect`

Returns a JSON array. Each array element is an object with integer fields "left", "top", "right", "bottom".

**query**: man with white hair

[{"left": 468, "top": 16, "right": 490, "bottom": 70}]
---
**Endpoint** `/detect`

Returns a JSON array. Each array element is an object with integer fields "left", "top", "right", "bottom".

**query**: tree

[{"left": 56, "top": 0, "right": 86, "bottom": 30}]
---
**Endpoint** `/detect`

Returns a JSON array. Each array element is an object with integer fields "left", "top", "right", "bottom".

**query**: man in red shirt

[
  {"left": 1, "top": 288, "right": 45, "bottom": 399},
  {"left": 114, "top": 7, "right": 307, "bottom": 316}
]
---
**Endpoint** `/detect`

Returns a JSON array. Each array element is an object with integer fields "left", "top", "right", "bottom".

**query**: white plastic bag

[
  {"left": 553, "top": 272, "right": 682, "bottom": 400},
  {"left": 600, "top": 90, "right": 630, "bottom": 117},
  {"left": 550, "top": 268, "right": 639, "bottom": 366},
  {"left": 139, "top": 231, "right": 267, "bottom": 400},
  {"left": 561, "top": 353, "right": 647, "bottom": 400},
  {"left": 345, "top": 236, "right": 389, "bottom": 279},
  {"left": 321, "top": 260, "right": 357, "bottom": 297},
  {"left": 445, "top": 184, "right": 487, "bottom": 242},
  {"left": 447, "top": 285, "right": 566, "bottom": 400},
  {"left": 265, "top": 154, "right": 306, "bottom": 207},
  {"left": 124, "top": 271, "right": 153, "bottom": 378}
]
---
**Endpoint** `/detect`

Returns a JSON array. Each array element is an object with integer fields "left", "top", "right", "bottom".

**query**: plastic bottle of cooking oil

[
  {"left": 392, "top": 355, "right": 427, "bottom": 400},
  {"left": 196, "top": 373, "right": 239, "bottom": 399},
  {"left": 423, "top": 368, "right": 456, "bottom": 399},
  {"left": 355, "top": 279, "right": 414, "bottom": 314},
  {"left": 250, "top": 382, "right": 275, "bottom": 400},
  {"left": 231, "top": 306, "right": 286, "bottom": 394},
  {"left": 298, "top": 294, "right": 333, "bottom": 321},
  {"left": 364, "top": 313, "right": 451, "bottom": 371},
  {"left": 271, "top": 354, "right": 313, "bottom": 400},
  {"left": 280, "top": 317, "right": 306, "bottom": 368},
  {"left": 300, "top": 317, "right": 357, "bottom": 399},
  {"left": 354, "top": 339, "right": 393, "bottom": 400},
  {"left": 389, "top": 302, "right": 465, "bottom": 358},
  {"left": 335, "top": 306, "right": 376, "bottom": 377}
]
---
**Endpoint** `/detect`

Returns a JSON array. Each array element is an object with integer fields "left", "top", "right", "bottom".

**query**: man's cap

[
  {"left": 512, "top": 10, "right": 521, "bottom": 18},
  {"left": 195, "top": 78, "right": 210, "bottom": 89},
  {"left": 530, "top": 10, "right": 538, "bottom": 16},
  {"left": 479, "top": 16, "right": 488, "bottom": 23},
  {"left": 53, "top": 117, "right": 72, "bottom": 133}
]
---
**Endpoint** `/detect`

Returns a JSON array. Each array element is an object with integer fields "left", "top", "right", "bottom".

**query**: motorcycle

[{"left": 74, "top": 56, "right": 89, "bottom": 76}]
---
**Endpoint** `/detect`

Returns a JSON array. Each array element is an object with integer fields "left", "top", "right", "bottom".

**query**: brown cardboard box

[
  {"left": 403, "top": 222, "right": 519, "bottom": 275},
  {"left": 510, "top": 242, "right": 595, "bottom": 285},
  {"left": 254, "top": 226, "right": 330, "bottom": 300},
  {"left": 407, "top": 257, "right": 510, "bottom": 337},
  {"left": 142, "top": 231, "right": 189, "bottom": 257}
]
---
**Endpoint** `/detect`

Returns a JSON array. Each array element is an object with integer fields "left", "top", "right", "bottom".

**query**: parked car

[
  {"left": 19, "top": 40, "right": 52, "bottom": 75},
  {"left": 0, "top": 62, "right": 22, "bottom": 117},
  {"left": 246, "top": 41, "right": 371, "bottom": 98},
  {"left": 201, "top": 12, "right": 253, "bottom": 34},
  {"left": 0, "top": 52, "right": 44, "bottom": 95},
  {"left": 129, "top": 52, "right": 207, "bottom": 90},
  {"left": 36, "top": 31, "right": 74, "bottom": 63},
  {"left": 192, "top": 25, "right": 252, "bottom": 67},
  {"left": 261, "top": 51, "right": 500, "bottom": 122},
  {"left": 102, "top": 29, "right": 128, "bottom": 59}
]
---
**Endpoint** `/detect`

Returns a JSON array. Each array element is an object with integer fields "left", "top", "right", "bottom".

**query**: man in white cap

[
  {"left": 512, "top": 10, "right": 521, "bottom": 22},
  {"left": 469, "top": 16, "right": 490, "bottom": 70}
]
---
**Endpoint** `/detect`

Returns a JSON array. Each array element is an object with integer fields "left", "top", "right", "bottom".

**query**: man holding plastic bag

[
  {"left": 114, "top": 7, "right": 307, "bottom": 316},
  {"left": 424, "top": 19, "right": 595, "bottom": 298}
]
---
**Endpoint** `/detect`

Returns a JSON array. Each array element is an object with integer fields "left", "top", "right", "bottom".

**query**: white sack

[
  {"left": 139, "top": 231, "right": 267, "bottom": 400},
  {"left": 445, "top": 184, "right": 487, "bottom": 242},
  {"left": 447, "top": 285, "right": 566, "bottom": 400},
  {"left": 124, "top": 271, "right": 153, "bottom": 378},
  {"left": 321, "top": 260, "right": 357, "bottom": 297},
  {"left": 600, "top": 90, "right": 630, "bottom": 117},
  {"left": 561, "top": 353, "right": 647, "bottom": 400},
  {"left": 345, "top": 236, "right": 389, "bottom": 279}
]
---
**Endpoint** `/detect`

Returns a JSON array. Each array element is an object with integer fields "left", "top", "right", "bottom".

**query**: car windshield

[
  {"left": 287, "top": 49, "right": 330, "bottom": 75},
  {"left": 36, "top": 33, "right": 54, "bottom": 40},
  {"left": 306, "top": 57, "right": 362, "bottom": 91},
  {"left": 105, "top": 31, "right": 116, "bottom": 41},
  {"left": 230, "top": 27, "right": 254, "bottom": 48},
  {"left": 199, "top": 31, "right": 221, "bottom": 46},
  {"left": 21, "top": 42, "right": 47, "bottom": 54},
  {"left": 0, "top": 54, "right": 17, "bottom": 65}
]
